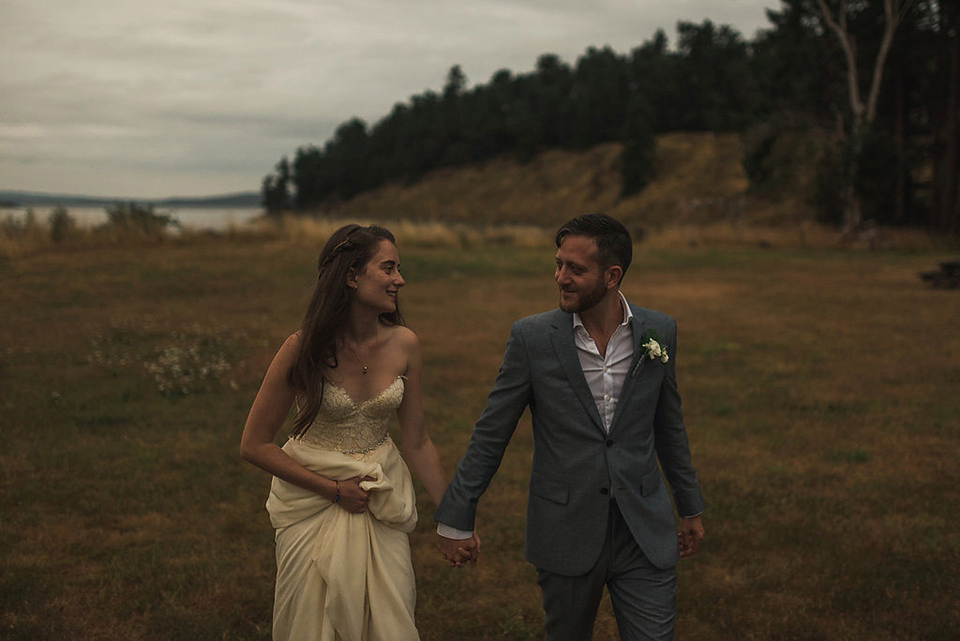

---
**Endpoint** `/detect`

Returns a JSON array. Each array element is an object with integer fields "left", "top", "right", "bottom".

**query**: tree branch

[
  {"left": 866, "top": 0, "right": 916, "bottom": 126},
  {"left": 816, "top": 0, "right": 864, "bottom": 128}
]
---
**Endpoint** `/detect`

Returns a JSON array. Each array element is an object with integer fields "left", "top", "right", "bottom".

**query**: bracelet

[{"left": 333, "top": 480, "right": 341, "bottom": 503}]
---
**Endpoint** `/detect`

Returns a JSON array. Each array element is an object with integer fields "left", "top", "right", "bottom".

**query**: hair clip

[
  {"left": 318, "top": 229, "right": 361, "bottom": 276},
  {"left": 331, "top": 237, "right": 354, "bottom": 254}
]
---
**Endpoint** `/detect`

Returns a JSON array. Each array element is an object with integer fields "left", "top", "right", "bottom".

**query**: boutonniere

[
  {"left": 641, "top": 330, "right": 669, "bottom": 364},
  {"left": 632, "top": 329, "right": 669, "bottom": 377}
]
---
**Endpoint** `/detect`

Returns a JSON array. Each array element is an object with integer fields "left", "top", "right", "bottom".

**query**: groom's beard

[{"left": 558, "top": 276, "right": 606, "bottom": 314}]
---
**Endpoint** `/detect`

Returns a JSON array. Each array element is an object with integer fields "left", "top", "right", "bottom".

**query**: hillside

[{"left": 317, "top": 132, "right": 779, "bottom": 231}]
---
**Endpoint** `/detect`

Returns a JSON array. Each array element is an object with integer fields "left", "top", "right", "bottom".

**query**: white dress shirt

[
  {"left": 572, "top": 291, "right": 634, "bottom": 433},
  {"left": 437, "top": 292, "right": 635, "bottom": 540}
]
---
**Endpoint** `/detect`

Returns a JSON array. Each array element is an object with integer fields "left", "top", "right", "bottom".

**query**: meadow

[{"left": 1, "top": 224, "right": 958, "bottom": 640}]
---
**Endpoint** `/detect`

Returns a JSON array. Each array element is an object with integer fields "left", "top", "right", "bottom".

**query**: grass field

[{"left": 1, "top": 230, "right": 958, "bottom": 640}]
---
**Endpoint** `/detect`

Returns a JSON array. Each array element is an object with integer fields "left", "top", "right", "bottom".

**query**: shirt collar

[{"left": 573, "top": 291, "right": 633, "bottom": 332}]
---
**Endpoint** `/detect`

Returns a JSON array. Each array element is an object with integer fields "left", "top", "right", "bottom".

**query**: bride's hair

[{"left": 287, "top": 223, "right": 403, "bottom": 438}]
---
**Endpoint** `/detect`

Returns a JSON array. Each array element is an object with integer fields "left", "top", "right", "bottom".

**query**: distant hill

[
  {"left": 0, "top": 190, "right": 261, "bottom": 209},
  {"left": 316, "top": 132, "right": 798, "bottom": 230}
]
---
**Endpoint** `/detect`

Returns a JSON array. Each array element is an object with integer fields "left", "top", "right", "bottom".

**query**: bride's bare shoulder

[
  {"left": 273, "top": 332, "right": 302, "bottom": 364},
  {"left": 387, "top": 325, "right": 419, "bottom": 352}
]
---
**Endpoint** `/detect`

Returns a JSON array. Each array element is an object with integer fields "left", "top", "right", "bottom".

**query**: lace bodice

[{"left": 296, "top": 377, "right": 404, "bottom": 454}]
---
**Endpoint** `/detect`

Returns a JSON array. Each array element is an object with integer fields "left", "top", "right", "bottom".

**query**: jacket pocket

[
  {"left": 640, "top": 468, "right": 661, "bottom": 497},
  {"left": 530, "top": 472, "right": 569, "bottom": 505}
]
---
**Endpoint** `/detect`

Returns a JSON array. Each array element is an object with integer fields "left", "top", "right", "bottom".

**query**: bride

[{"left": 240, "top": 224, "right": 477, "bottom": 640}]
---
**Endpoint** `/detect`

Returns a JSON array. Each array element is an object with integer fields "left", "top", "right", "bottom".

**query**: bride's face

[{"left": 350, "top": 239, "right": 404, "bottom": 313}]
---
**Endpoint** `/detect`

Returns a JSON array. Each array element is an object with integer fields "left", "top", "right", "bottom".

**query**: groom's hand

[
  {"left": 678, "top": 515, "right": 704, "bottom": 558},
  {"left": 437, "top": 533, "right": 479, "bottom": 568}
]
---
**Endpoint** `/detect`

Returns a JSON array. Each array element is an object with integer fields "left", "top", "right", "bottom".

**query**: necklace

[{"left": 343, "top": 338, "right": 369, "bottom": 375}]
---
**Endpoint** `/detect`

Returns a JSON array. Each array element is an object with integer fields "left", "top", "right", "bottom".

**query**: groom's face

[{"left": 555, "top": 235, "right": 608, "bottom": 314}]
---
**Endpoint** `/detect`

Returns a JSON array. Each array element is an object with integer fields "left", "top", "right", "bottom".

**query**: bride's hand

[{"left": 334, "top": 476, "right": 373, "bottom": 513}]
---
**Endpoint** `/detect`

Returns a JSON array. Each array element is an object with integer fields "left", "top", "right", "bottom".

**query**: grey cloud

[{"left": 1, "top": 0, "right": 777, "bottom": 198}]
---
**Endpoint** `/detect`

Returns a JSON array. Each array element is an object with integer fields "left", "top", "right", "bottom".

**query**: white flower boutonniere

[
  {"left": 631, "top": 329, "right": 669, "bottom": 377},
  {"left": 641, "top": 336, "right": 669, "bottom": 364}
]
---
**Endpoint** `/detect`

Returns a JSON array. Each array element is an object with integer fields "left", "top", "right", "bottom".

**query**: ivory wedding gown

[{"left": 266, "top": 376, "right": 420, "bottom": 640}]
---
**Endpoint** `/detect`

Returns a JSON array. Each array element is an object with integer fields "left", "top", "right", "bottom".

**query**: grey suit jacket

[{"left": 435, "top": 303, "right": 705, "bottom": 575}]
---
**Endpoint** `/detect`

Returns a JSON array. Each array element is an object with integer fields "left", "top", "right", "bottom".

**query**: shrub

[
  {"left": 742, "top": 114, "right": 827, "bottom": 197},
  {"left": 48, "top": 206, "right": 76, "bottom": 243},
  {"left": 620, "top": 138, "right": 657, "bottom": 197},
  {"left": 101, "top": 202, "right": 180, "bottom": 239},
  {"left": 856, "top": 131, "right": 909, "bottom": 225},
  {"left": 813, "top": 142, "right": 847, "bottom": 226}
]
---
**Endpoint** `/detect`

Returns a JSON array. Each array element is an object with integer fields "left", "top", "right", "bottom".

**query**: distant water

[{"left": 0, "top": 206, "right": 265, "bottom": 231}]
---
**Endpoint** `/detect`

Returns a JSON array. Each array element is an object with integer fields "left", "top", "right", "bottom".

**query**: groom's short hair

[{"left": 556, "top": 213, "right": 632, "bottom": 281}]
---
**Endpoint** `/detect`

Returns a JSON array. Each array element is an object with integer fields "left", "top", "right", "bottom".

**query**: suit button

[
  {"left": 600, "top": 487, "right": 609, "bottom": 495},
  {"left": 606, "top": 439, "right": 613, "bottom": 448}
]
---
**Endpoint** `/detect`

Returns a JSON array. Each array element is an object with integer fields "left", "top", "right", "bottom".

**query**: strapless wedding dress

[{"left": 266, "top": 377, "right": 420, "bottom": 640}]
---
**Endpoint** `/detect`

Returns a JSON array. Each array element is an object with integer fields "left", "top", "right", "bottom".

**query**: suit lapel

[
  {"left": 549, "top": 311, "right": 605, "bottom": 433},
  {"left": 610, "top": 309, "right": 648, "bottom": 433}
]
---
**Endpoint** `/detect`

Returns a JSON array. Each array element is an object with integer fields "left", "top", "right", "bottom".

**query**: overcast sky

[{"left": 1, "top": 0, "right": 779, "bottom": 200}]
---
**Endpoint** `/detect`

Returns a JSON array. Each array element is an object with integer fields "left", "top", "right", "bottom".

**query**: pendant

[{"left": 362, "top": 366, "right": 368, "bottom": 375}]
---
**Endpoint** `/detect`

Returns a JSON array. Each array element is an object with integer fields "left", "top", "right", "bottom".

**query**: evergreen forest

[{"left": 261, "top": 0, "right": 959, "bottom": 235}]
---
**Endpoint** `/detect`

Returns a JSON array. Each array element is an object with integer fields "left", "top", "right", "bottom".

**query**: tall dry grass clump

[
  {"left": 1, "top": 211, "right": 51, "bottom": 257},
  {"left": 0, "top": 204, "right": 188, "bottom": 258},
  {"left": 250, "top": 214, "right": 553, "bottom": 249}
]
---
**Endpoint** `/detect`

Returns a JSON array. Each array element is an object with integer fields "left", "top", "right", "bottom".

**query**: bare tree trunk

[
  {"left": 893, "top": 66, "right": 906, "bottom": 224},
  {"left": 845, "top": 132, "right": 864, "bottom": 229},
  {"left": 815, "top": 0, "right": 916, "bottom": 229},
  {"left": 931, "top": 2, "right": 960, "bottom": 235},
  {"left": 942, "top": 15, "right": 959, "bottom": 234}
]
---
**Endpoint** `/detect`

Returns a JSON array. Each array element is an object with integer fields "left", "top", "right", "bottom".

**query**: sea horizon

[{"left": 1, "top": 205, "right": 265, "bottom": 232}]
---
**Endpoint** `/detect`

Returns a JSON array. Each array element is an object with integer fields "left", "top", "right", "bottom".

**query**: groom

[{"left": 435, "top": 213, "right": 705, "bottom": 640}]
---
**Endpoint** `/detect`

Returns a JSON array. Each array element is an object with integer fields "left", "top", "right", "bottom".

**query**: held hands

[
  {"left": 436, "top": 531, "right": 481, "bottom": 568},
  {"left": 334, "top": 476, "right": 376, "bottom": 514},
  {"left": 678, "top": 515, "right": 705, "bottom": 558}
]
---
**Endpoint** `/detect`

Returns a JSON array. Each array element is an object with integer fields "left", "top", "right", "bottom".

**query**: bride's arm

[
  {"left": 396, "top": 329, "right": 449, "bottom": 508},
  {"left": 397, "top": 329, "right": 481, "bottom": 564},
  {"left": 239, "top": 334, "right": 340, "bottom": 500}
]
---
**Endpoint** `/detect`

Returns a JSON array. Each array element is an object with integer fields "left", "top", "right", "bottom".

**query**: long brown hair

[{"left": 287, "top": 224, "right": 403, "bottom": 437}]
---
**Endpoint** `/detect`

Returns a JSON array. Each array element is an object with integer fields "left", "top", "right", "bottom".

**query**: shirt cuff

[{"left": 436, "top": 523, "right": 474, "bottom": 540}]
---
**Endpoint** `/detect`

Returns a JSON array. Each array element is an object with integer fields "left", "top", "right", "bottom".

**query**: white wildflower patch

[
  {"left": 144, "top": 343, "right": 231, "bottom": 395},
  {"left": 89, "top": 327, "right": 235, "bottom": 396}
]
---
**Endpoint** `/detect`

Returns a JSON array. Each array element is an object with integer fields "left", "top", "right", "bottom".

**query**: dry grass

[
  {"left": 318, "top": 143, "right": 625, "bottom": 228},
  {"left": 309, "top": 133, "right": 753, "bottom": 233},
  {"left": 1, "top": 232, "right": 958, "bottom": 640},
  {"left": 247, "top": 215, "right": 554, "bottom": 250}
]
